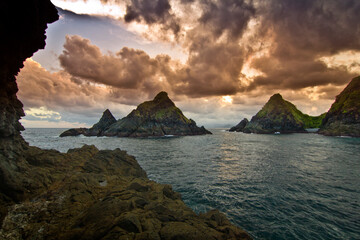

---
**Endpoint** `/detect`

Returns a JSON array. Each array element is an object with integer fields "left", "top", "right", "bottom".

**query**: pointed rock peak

[
  {"left": 99, "top": 109, "right": 116, "bottom": 123},
  {"left": 102, "top": 109, "right": 115, "bottom": 118},
  {"left": 269, "top": 93, "right": 283, "bottom": 101},
  {"left": 154, "top": 91, "right": 170, "bottom": 102},
  {"left": 153, "top": 91, "right": 175, "bottom": 106}
]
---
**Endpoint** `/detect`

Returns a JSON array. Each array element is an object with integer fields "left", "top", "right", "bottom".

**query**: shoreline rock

[{"left": 1, "top": 144, "right": 251, "bottom": 239}]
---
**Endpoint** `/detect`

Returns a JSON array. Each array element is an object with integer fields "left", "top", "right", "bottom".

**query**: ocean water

[{"left": 21, "top": 128, "right": 360, "bottom": 240}]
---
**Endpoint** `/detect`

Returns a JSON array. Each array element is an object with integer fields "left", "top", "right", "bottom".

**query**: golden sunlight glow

[
  {"left": 20, "top": 119, "right": 88, "bottom": 128},
  {"left": 51, "top": 0, "right": 126, "bottom": 18},
  {"left": 27, "top": 58, "right": 42, "bottom": 67},
  {"left": 25, "top": 107, "right": 61, "bottom": 120},
  {"left": 300, "top": 86, "right": 325, "bottom": 101},
  {"left": 222, "top": 96, "right": 233, "bottom": 104},
  {"left": 319, "top": 50, "right": 360, "bottom": 74},
  {"left": 241, "top": 60, "right": 263, "bottom": 79}
]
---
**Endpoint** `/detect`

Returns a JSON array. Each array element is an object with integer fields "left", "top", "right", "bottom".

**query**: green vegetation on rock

[
  {"left": 243, "top": 93, "right": 325, "bottom": 134},
  {"left": 319, "top": 76, "right": 360, "bottom": 137},
  {"left": 61, "top": 92, "right": 211, "bottom": 137},
  {"left": 326, "top": 76, "right": 360, "bottom": 115},
  {"left": 105, "top": 91, "right": 211, "bottom": 137}
]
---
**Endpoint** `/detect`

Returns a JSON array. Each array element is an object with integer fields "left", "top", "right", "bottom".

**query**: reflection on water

[{"left": 22, "top": 128, "right": 360, "bottom": 240}]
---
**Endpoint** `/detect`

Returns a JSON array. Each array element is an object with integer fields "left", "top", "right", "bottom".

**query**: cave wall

[{"left": 0, "top": 0, "right": 58, "bottom": 138}]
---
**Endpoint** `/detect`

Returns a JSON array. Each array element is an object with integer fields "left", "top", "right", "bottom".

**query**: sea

[{"left": 21, "top": 128, "right": 360, "bottom": 240}]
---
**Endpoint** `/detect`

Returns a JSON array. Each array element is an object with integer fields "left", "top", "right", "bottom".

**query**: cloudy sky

[{"left": 18, "top": 0, "right": 360, "bottom": 128}]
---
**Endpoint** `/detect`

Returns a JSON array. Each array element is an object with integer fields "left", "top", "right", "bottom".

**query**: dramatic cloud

[
  {"left": 248, "top": 0, "right": 360, "bottom": 90},
  {"left": 19, "top": 0, "right": 360, "bottom": 127},
  {"left": 58, "top": 34, "right": 248, "bottom": 98},
  {"left": 59, "top": 35, "right": 170, "bottom": 98},
  {"left": 197, "top": 0, "right": 255, "bottom": 40},
  {"left": 17, "top": 58, "right": 258, "bottom": 127},
  {"left": 124, "top": 0, "right": 180, "bottom": 35},
  {"left": 17, "top": 59, "right": 137, "bottom": 124},
  {"left": 53, "top": 0, "right": 360, "bottom": 95}
]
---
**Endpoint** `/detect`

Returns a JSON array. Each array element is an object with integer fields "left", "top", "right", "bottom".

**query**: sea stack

[
  {"left": 243, "top": 93, "right": 324, "bottom": 134},
  {"left": 229, "top": 118, "right": 249, "bottom": 132},
  {"left": 61, "top": 92, "right": 212, "bottom": 137},
  {"left": 60, "top": 109, "right": 116, "bottom": 137},
  {"left": 319, "top": 76, "right": 360, "bottom": 137}
]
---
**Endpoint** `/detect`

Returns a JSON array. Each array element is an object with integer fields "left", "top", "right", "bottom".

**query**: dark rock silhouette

[
  {"left": 0, "top": 0, "right": 58, "bottom": 138},
  {"left": 319, "top": 76, "right": 360, "bottom": 137},
  {"left": 60, "top": 109, "right": 116, "bottom": 137},
  {"left": 0, "top": 1, "right": 250, "bottom": 239},
  {"left": 229, "top": 118, "right": 249, "bottom": 132},
  {"left": 243, "top": 94, "right": 324, "bottom": 134},
  {"left": 61, "top": 92, "right": 212, "bottom": 137}
]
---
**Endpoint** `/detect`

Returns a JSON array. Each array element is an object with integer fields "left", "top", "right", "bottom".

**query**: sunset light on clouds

[{"left": 17, "top": 0, "right": 360, "bottom": 128}]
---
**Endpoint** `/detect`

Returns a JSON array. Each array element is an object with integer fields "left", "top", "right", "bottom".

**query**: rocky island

[
  {"left": 61, "top": 91, "right": 212, "bottom": 137},
  {"left": 232, "top": 94, "right": 325, "bottom": 134},
  {"left": 0, "top": 1, "right": 250, "bottom": 239},
  {"left": 319, "top": 76, "right": 360, "bottom": 137},
  {"left": 60, "top": 109, "right": 117, "bottom": 137}
]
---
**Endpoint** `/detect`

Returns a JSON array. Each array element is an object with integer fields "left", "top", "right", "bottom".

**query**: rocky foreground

[
  {"left": 319, "top": 76, "right": 360, "bottom": 137},
  {"left": 0, "top": 142, "right": 250, "bottom": 239},
  {"left": 0, "top": 0, "right": 250, "bottom": 239},
  {"left": 61, "top": 92, "right": 211, "bottom": 137}
]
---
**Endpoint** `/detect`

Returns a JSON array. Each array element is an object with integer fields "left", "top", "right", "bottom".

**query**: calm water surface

[{"left": 22, "top": 128, "right": 360, "bottom": 240}]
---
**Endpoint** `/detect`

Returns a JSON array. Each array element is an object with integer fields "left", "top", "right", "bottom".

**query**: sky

[{"left": 17, "top": 0, "right": 360, "bottom": 128}]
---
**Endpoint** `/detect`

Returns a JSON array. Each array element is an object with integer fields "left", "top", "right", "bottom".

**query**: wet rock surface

[{"left": 0, "top": 145, "right": 251, "bottom": 240}]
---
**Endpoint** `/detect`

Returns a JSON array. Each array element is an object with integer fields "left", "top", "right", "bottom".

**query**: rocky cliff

[
  {"left": 0, "top": 1, "right": 250, "bottom": 239},
  {"left": 319, "top": 76, "right": 360, "bottom": 137},
  {"left": 243, "top": 94, "right": 324, "bottom": 134},
  {"left": 61, "top": 92, "right": 212, "bottom": 137}
]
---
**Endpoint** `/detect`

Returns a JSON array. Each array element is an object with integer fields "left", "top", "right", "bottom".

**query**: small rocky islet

[
  {"left": 60, "top": 91, "right": 211, "bottom": 138},
  {"left": 230, "top": 93, "right": 325, "bottom": 134},
  {"left": 229, "top": 76, "right": 360, "bottom": 137},
  {"left": 0, "top": 1, "right": 251, "bottom": 239}
]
